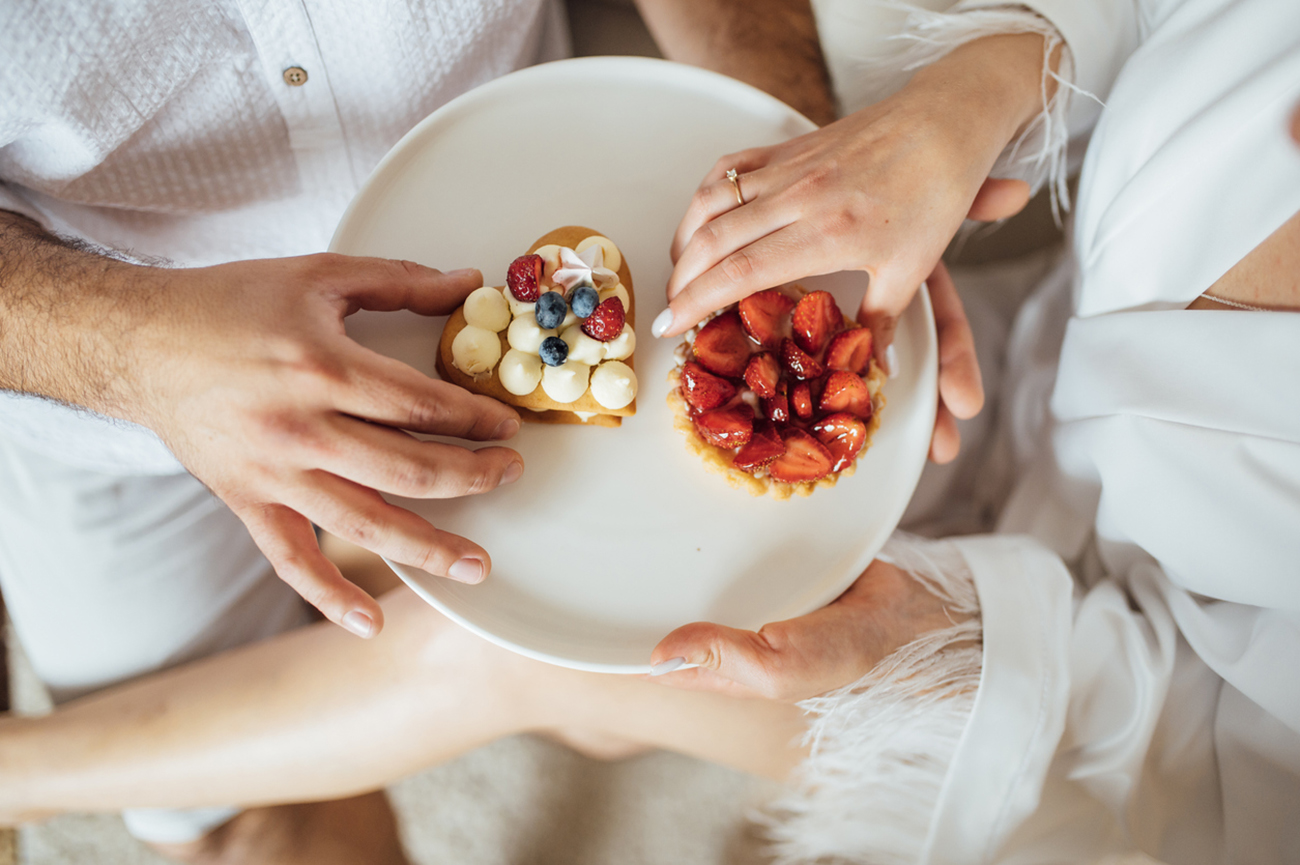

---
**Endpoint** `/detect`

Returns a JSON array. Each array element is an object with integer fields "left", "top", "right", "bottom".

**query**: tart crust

[{"left": 436, "top": 225, "right": 636, "bottom": 426}]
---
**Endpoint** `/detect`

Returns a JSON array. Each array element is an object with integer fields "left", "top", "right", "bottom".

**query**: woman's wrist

[{"left": 904, "top": 32, "right": 1061, "bottom": 170}]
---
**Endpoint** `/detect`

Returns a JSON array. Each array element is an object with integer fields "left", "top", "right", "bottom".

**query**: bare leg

[{"left": 0, "top": 586, "right": 808, "bottom": 821}]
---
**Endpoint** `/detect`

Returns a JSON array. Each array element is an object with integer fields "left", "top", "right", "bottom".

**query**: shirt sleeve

[{"left": 0, "top": 181, "right": 50, "bottom": 228}]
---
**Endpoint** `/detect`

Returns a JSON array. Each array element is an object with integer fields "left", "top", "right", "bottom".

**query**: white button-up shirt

[{"left": 0, "top": 0, "right": 567, "bottom": 472}]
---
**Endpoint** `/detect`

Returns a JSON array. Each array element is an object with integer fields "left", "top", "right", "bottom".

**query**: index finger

[
  {"left": 314, "top": 254, "right": 485, "bottom": 316},
  {"left": 660, "top": 223, "right": 827, "bottom": 337}
]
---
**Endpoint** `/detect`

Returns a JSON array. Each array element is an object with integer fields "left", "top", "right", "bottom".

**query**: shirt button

[{"left": 282, "top": 66, "right": 308, "bottom": 86}]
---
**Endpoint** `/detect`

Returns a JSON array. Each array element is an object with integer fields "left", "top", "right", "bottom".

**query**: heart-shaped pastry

[{"left": 436, "top": 226, "right": 637, "bottom": 426}]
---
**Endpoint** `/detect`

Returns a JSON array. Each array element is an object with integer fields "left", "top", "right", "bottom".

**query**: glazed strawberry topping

[
  {"left": 680, "top": 361, "right": 736, "bottom": 412},
  {"left": 680, "top": 285, "right": 879, "bottom": 484},
  {"left": 768, "top": 429, "right": 833, "bottom": 483},
  {"left": 792, "top": 291, "right": 842, "bottom": 355},
  {"left": 507, "top": 254, "right": 543, "bottom": 302},
  {"left": 743, "top": 351, "right": 780, "bottom": 399},
  {"left": 791, "top": 381, "right": 814, "bottom": 420},
  {"left": 582, "top": 297, "right": 626, "bottom": 342},
  {"left": 812, "top": 413, "right": 867, "bottom": 472},
  {"left": 694, "top": 406, "right": 754, "bottom": 448},
  {"left": 733, "top": 420, "right": 785, "bottom": 472},
  {"left": 738, "top": 289, "right": 796, "bottom": 349},
  {"left": 818, "top": 370, "right": 873, "bottom": 420},
  {"left": 825, "top": 327, "right": 873, "bottom": 375},
  {"left": 693, "top": 311, "right": 752, "bottom": 377},
  {"left": 764, "top": 384, "right": 790, "bottom": 425},
  {"left": 780, "top": 338, "right": 824, "bottom": 381}
]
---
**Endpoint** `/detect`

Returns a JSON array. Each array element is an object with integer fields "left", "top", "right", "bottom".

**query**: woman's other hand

[{"left": 646, "top": 559, "right": 966, "bottom": 702}]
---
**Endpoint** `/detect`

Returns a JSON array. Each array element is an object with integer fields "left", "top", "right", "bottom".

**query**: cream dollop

[
  {"left": 602, "top": 324, "right": 636, "bottom": 361},
  {"left": 541, "top": 360, "right": 591, "bottom": 404},
  {"left": 507, "top": 313, "right": 555, "bottom": 354},
  {"left": 464, "top": 286, "right": 510, "bottom": 332},
  {"left": 561, "top": 324, "right": 606, "bottom": 365},
  {"left": 501, "top": 285, "right": 535, "bottom": 318},
  {"left": 498, "top": 349, "right": 542, "bottom": 396},
  {"left": 598, "top": 282, "right": 630, "bottom": 314},
  {"left": 451, "top": 325, "right": 501, "bottom": 375},
  {"left": 590, "top": 361, "right": 637, "bottom": 410}
]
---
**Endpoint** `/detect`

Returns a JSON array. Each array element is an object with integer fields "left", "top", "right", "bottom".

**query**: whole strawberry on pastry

[
  {"left": 437, "top": 226, "right": 637, "bottom": 426},
  {"left": 667, "top": 286, "right": 885, "bottom": 498}
]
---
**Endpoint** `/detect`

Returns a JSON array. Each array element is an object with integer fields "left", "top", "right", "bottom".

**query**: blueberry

[
  {"left": 535, "top": 291, "right": 568, "bottom": 330},
  {"left": 570, "top": 284, "right": 599, "bottom": 319},
  {"left": 539, "top": 336, "right": 569, "bottom": 367}
]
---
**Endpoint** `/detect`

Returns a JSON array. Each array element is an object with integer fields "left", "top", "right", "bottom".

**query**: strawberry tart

[
  {"left": 437, "top": 226, "right": 637, "bottom": 426},
  {"left": 667, "top": 286, "right": 885, "bottom": 498}
]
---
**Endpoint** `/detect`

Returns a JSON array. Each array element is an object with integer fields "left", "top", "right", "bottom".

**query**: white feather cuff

[{"left": 761, "top": 532, "right": 983, "bottom": 865}]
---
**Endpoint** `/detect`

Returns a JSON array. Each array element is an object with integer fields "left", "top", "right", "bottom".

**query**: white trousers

[{"left": 0, "top": 432, "right": 311, "bottom": 843}]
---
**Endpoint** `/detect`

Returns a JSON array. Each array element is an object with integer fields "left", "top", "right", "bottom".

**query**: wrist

[{"left": 904, "top": 32, "right": 1059, "bottom": 167}]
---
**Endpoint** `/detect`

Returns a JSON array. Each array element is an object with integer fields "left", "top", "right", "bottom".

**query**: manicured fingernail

[
  {"left": 342, "top": 611, "right": 375, "bottom": 639},
  {"left": 886, "top": 344, "right": 899, "bottom": 379},
  {"left": 448, "top": 267, "right": 479, "bottom": 278},
  {"left": 449, "top": 557, "right": 485, "bottom": 583},
  {"left": 651, "top": 308, "right": 674, "bottom": 338},
  {"left": 493, "top": 418, "right": 520, "bottom": 440},
  {"left": 502, "top": 460, "right": 523, "bottom": 485},
  {"left": 649, "top": 657, "right": 687, "bottom": 676}
]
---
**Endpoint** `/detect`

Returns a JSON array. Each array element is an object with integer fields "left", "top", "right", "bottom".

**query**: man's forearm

[
  {"left": 0, "top": 210, "right": 158, "bottom": 419},
  {"left": 634, "top": 0, "right": 836, "bottom": 126}
]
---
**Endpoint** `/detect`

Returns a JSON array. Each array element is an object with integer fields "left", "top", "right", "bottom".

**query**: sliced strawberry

[
  {"left": 818, "top": 370, "right": 873, "bottom": 420},
  {"left": 582, "top": 297, "right": 626, "bottom": 342},
  {"left": 780, "top": 337, "right": 824, "bottom": 381},
  {"left": 680, "top": 361, "right": 736, "bottom": 413},
  {"left": 791, "top": 381, "right": 814, "bottom": 420},
  {"left": 763, "top": 381, "right": 790, "bottom": 425},
  {"left": 792, "top": 291, "right": 842, "bottom": 355},
  {"left": 733, "top": 420, "right": 785, "bottom": 472},
  {"left": 743, "top": 351, "right": 780, "bottom": 398},
  {"left": 768, "top": 428, "right": 833, "bottom": 483},
  {"left": 694, "top": 406, "right": 754, "bottom": 449},
  {"left": 507, "top": 254, "right": 543, "bottom": 302},
  {"left": 693, "top": 311, "right": 752, "bottom": 377},
  {"left": 825, "top": 327, "right": 873, "bottom": 375},
  {"left": 738, "top": 289, "right": 795, "bottom": 349},
  {"left": 812, "top": 412, "right": 867, "bottom": 472}
]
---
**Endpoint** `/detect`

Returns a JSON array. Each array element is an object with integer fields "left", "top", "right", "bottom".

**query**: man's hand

[
  {"left": 0, "top": 213, "right": 521, "bottom": 638},
  {"left": 648, "top": 559, "right": 965, "bottom": 702}
]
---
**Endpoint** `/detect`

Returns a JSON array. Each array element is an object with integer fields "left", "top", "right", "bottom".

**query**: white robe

[{"left": 778, "top": 0, "right": 1300, "bottom": 862}]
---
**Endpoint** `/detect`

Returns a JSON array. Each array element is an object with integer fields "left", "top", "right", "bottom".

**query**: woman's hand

[
  {"left": 659, "top": 34, "right": 1056, "bottom": 461},
  {"left": 129, "top": 255, "right": 524, "bottom": 638},
  {"left": 647, "top": 558, "right": 965, "bottom": 702}
]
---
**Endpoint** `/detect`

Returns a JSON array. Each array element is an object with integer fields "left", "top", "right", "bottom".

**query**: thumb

[
  {"left": 966, "top": 177, "right": 1031, "bottom": 222},
  {"left": 319, "top": 254, "right": 484, "bottom": 316}
]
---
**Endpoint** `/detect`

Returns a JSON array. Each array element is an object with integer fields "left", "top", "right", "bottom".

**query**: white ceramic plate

[{"left": 331, "top": 57, "right": 937, "bottom": 673}]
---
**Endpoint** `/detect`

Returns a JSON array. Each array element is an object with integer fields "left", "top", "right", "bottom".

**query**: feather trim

[
  {"left": 761, "top": 532, "right": 983, "bottom": 865},
  {"left": 842, "top": 2, "right": 1095, "bottom": 221}
]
